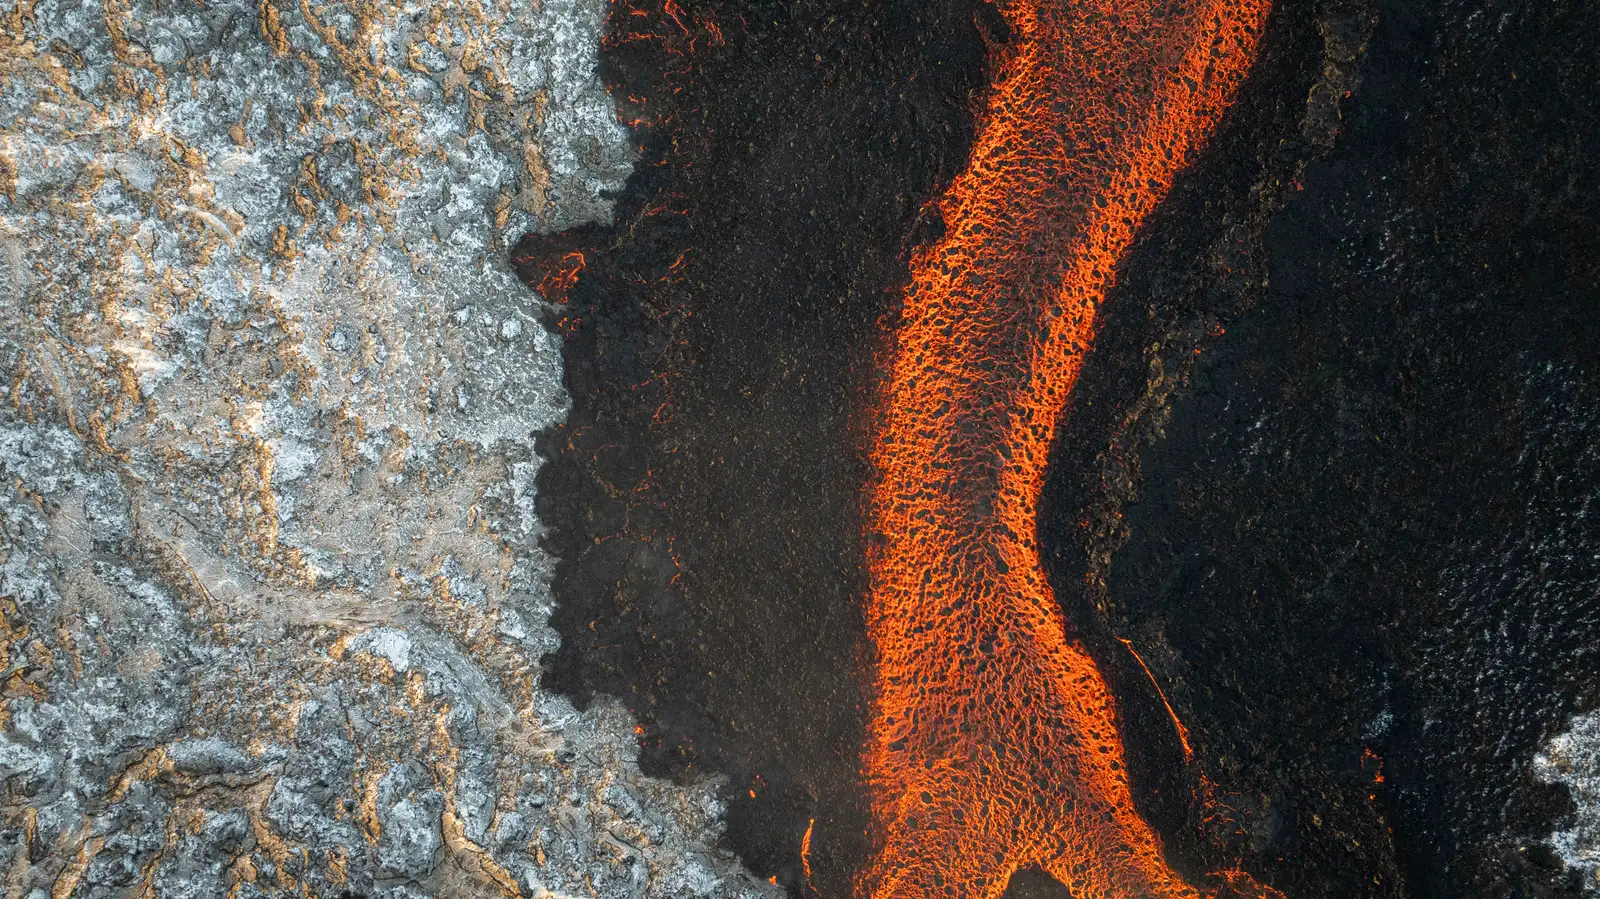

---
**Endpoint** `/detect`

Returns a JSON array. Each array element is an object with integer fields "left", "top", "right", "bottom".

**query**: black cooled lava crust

[
  {"left": 519, "top": 0, "right": 1600, "bottom": 896},
  {"left": 516, "top": 0, "right": 997, "bottom": 891},
  {"left": 1041, "top": 2, "right": 1600, "bottom": 898}
]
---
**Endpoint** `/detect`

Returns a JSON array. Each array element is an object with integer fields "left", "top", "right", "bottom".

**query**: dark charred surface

[
  {"left": 1000, "top": 867, "right": 1073, "bottom": 899},
  {"left": 1043, "top": 1, "right": 1600, "bottom": 898},
  {"left": 522, "top": 0, "right": 1600, "bottom": 893},
  {"left": 517, "top": 0, "right": 996, "bottom": 893}
]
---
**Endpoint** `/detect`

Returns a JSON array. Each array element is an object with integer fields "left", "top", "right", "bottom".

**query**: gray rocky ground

[{"left": 0, "top": 1, "right": 777, "bottom": 897}]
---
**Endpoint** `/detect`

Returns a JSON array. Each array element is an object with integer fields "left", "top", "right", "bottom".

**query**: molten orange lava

[
  {"left": 861, "top": 1, "right": 1271, "bottom": 897},
  {"left": 1120, "top": 637, "right": 1195, "bottom": 764}
]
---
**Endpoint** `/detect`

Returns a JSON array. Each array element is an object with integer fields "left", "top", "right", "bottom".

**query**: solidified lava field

[{"left": 521, "top": 1, "right": 1600, "bottom": 898}]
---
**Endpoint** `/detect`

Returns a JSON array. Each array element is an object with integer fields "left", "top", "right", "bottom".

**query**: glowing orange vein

[{"left": 861, "top": 1, "right": 1272, "bottom": 897}]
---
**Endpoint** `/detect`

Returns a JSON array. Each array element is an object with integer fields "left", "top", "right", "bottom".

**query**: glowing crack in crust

[{"left": 861, "top": 0, "right": 1272, "bottom": 897}]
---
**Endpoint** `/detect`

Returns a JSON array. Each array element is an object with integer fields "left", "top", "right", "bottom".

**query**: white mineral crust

[
  {"left": 1537, "top": 711, "right": 1600, "bottom": 893},
  {"left": 0, "top": 1, "right": 775, "bottom": 897}
]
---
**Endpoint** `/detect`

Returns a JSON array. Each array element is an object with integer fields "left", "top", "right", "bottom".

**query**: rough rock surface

[{"left": 0, "top": 1, "right": 775, "bottom": 897}]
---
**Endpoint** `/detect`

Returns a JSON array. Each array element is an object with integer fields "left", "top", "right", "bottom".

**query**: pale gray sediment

[{"left": 0, "top": 1, "right": 775, "bottom": 896}]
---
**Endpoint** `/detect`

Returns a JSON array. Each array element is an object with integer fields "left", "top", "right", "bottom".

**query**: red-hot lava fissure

[{"left": 861, "top": 0, "right": 1273, "bottom": 897}]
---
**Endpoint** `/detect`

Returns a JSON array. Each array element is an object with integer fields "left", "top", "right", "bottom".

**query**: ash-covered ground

[{"left": 0, "top": 1, "right": 779, "bottom": 897}]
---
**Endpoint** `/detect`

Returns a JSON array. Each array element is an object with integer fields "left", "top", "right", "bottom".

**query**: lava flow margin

[{"left": 861, "top": 1, "right": 1272, "bottom": 897}]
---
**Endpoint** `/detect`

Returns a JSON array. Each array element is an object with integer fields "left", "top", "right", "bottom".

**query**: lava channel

[{"left": 861, "top": 1, "right": 1271, "bottom": 898}]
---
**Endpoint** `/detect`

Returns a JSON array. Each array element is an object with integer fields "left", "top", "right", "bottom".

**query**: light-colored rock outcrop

[
  {"left": 0, "top": 1, "right": 773, "bottom": 896},
  {"left": 1536, "top": 711, "right": 1600, "bottom": 893}
]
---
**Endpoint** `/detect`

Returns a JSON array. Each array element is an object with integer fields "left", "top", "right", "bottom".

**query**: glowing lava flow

[{"left": 861, "top": 1, "right": 1271, "bottom": 897}]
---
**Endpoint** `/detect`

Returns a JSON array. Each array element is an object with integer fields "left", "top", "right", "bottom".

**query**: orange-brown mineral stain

[{"left": 861, "top": 1, "right": 1272, "bottom": 897}]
